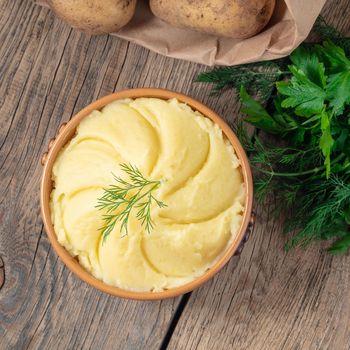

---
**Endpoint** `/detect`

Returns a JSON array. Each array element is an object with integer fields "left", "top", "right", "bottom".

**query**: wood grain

[
  {"left": 0, "top": 1, "right": 176, "bottom": 348},
  {"left": 0, "top": 1, "right": 241, "bottom": 349},
  {"left": 167, "top": 2, "right": 350, "bottom": 350},
  {"left": 1, "top": 0, "right": 350, "bottom": 349}
]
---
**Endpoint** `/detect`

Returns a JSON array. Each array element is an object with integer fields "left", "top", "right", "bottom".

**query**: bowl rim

[{"left": 40, "top": 88, "right": 253, "bottom": 300}]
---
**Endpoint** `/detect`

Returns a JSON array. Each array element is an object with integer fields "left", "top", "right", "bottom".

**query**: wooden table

[{"left": 1, "top": 1, "right": 350, "bottom": 349}]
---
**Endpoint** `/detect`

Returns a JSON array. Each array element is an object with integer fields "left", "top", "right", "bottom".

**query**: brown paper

[{"left": 36, "top": 0, "right": 326, "bottom": 66}]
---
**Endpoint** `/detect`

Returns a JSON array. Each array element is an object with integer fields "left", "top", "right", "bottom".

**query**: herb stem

[
  {"left": 127, "top": 183, "right": 159, "bottom": 205},
  {"left": 256, "top": 153, "right": 346, "bottom": 178},
  {"left": 228, "top": 70, "right": 290, "bottom": 78}
]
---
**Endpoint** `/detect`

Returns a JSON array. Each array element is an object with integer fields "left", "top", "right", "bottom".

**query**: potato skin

[
  {"left": 150, "top": 0, "right": 276, "bottom": 39},
  {"left": 48, "top": 0, "right": 137, "bottom": 35}
]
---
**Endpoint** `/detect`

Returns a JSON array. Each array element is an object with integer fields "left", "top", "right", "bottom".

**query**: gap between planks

[{"left": 159, "top": 293, "right": 192, "bottom": 350}]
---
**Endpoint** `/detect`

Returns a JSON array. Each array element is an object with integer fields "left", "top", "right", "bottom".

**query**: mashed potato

[{"left": 50, "top": 98, "right": 245, "bottom": 291}]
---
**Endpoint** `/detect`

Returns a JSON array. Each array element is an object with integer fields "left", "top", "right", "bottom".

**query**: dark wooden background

[{"left": 1, "top": 1, "right": 350, "bottom": 349}]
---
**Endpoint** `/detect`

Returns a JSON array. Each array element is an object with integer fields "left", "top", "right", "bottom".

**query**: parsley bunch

[{"left": 197, "top": 20, "right": 350, "bottom": 254}]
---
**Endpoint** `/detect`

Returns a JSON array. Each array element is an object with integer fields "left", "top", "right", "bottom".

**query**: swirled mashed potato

[{"left": 50, "top": 98, "right": 245, "bottom": 291}]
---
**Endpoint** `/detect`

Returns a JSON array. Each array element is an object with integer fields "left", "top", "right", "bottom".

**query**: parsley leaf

[
  {"left": 326, "top": 70, "right": 350, "bottom": 116},
  {"left": 290, "top": 46, "right": 326, "bottom": 87},
  {"left": 239, "top": 86, "right": 285, "bottom": 134},
  {"left": 319, "top": 41, "right": 350, "bottom": 74},
  {"left": 315, "top": 41, "right": 350, "bottom": 116},
  {"left": 277, "top": 66, "right": 326, "bottom": 117}
]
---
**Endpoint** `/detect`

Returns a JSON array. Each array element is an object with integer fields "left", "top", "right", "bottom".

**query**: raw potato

[
  {"left": 47, "top": 0, "right": 137, "bottom": 35},
  {"left": 150, "top": 0, "right": 276, "bottom": 39}
]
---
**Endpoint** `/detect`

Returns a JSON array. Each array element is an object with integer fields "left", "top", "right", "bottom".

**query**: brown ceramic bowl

[{"left": 40, "top": 88, "right": 253, "bottom": 300}]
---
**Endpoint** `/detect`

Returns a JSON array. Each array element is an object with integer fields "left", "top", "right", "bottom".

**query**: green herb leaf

[
  {"left": 277, "top": 65, "right": 326, "bottom": 116},
  {"left": 239, "top": 86, "right": 284, "bottom": 134},
  {"left": 328, "top": 234, "right": 350, "bottom": 255},
  {"left": 273, "top": 96, "right": 299, "bottom": 129},
  {"left": 319, "top": 109, "right": 334, "bottom": 177},
  {"left": 290, "top": 46, "right": 326, "bottom": 87},
  {"left": 319, "top": 41, "right": 350, "bottom": 74},
  {"left": 326, "top": 70, "right": 350, "bottom": 116}
]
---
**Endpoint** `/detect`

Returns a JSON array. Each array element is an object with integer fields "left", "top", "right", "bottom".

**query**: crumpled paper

[{"left": 36, "top": 0, "right": 326, "bottom": 66}]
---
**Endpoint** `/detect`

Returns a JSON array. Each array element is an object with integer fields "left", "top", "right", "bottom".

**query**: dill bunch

[{"left": 238, "top": 123, "right": 350, "bottom": 253}]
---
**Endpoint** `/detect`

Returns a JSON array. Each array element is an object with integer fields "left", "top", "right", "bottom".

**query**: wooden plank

[
  {"left": 0, "top": 1, "right": 243, "bottom": 348},
  {"left": 167, "top": 2, "right": 350, "bottom": 350},
  {"left": 2, "top": 0, "right": 350, "bottom": 349}
]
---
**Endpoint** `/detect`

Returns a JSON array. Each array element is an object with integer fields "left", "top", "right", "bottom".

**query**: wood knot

[{"left": 0, "top": 256, "right": 4, "bottom": 290}]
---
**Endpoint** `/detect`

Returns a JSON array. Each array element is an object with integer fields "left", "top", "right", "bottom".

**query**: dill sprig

[
  {"left": 96, "top": 164, "right": 167, "bottom": 241},
  {"left": 285, "top": 177, "right": 350, "bottom": 252},
  {"left": 313, "top": 16, "right": 350, "bottom": 54},
  {"left": 196, "top": 61, "right": 288, "bottom": 102}
]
